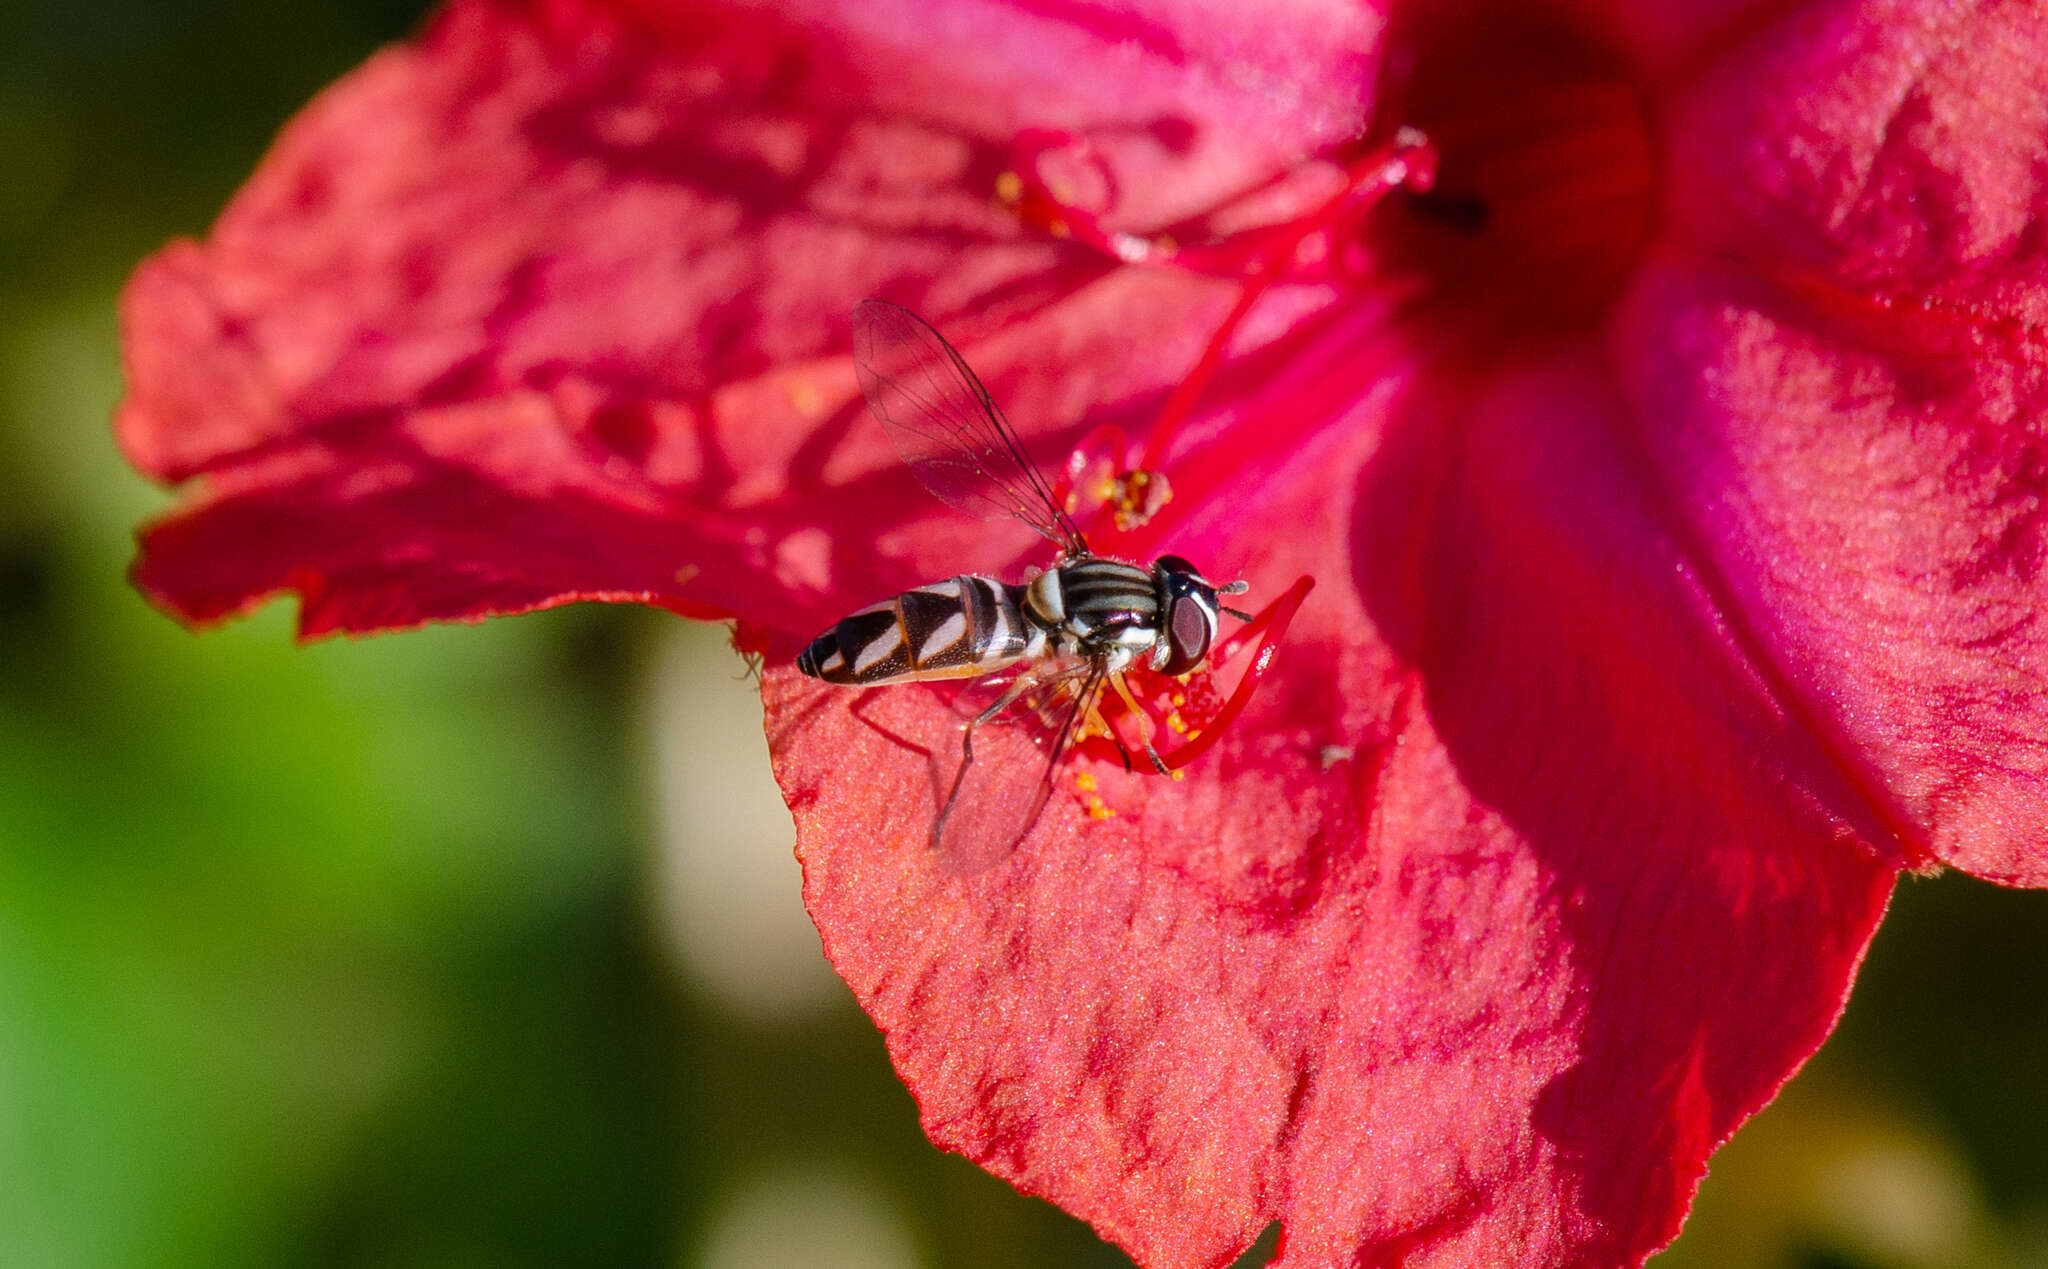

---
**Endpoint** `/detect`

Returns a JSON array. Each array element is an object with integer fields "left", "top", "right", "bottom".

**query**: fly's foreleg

[
  {"left": 1089, "top": 697, "right": 1135, "bottom": 774},
  {"left": 1108, "top": 672, "right": 1170, "bottom": 774}
]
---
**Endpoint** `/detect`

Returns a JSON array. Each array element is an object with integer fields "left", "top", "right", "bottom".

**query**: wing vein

[{"left": 851, "top": 300, "right": 1089, "bottom": 554}]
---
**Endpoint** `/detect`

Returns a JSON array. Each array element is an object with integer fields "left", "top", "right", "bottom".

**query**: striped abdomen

[{"left": 798, "top": 575, "right": 1040, "bottom": 685}]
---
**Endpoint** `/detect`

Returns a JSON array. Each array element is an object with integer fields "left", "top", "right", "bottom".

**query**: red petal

[
  {"left": 1615, "top": 0, "right": 2048, "bottom": 883},
  {"left": 117, "top": 0, "right": 1380, "bottom": 634},
  {"left": 768, "top": 344, "right": 1897, "bottom": 1267},
  {"left": 115, "top": 0, "right": 2041, "bottom": 1262}
]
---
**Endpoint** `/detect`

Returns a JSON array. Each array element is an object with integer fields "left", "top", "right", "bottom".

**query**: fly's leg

[
  {"left": 1105, "top": 732, "right": 1137, "bottom": 774},
  {"left": 934, "top": 667, "right": 1085, "bottom": 848},
  {"left": 1089, "top": 694, "right": 1136, "bottom": 774},
  {"left": 1108, "top": 671, "right": 1170, "bottom": 774},
  {"left": 935, "top": 672, "right": 1040, "bottom": 842}
]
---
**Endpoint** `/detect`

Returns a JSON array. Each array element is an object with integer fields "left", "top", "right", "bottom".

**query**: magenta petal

[
  {"left": 1663, "top": 0, "right": 2048, "bottom": 305},
  {"left": 1631, "top": 0, "right": 2048, "bottom": 884},
  {"left": 1611, "top": 252, "right": 2048, "bottom": 886},
  {"left": 114, "top": 0, "right": 2043, "bottom": 1262},
  {"left": 1288, "top": 351, "right": 1898, "bottom": 1265}
]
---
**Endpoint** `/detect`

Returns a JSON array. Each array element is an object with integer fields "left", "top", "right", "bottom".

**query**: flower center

[
  {"left": 1376, "top": 7, "right": 1658, "bottom": 337},
  {"left": 994, "top": 11, "right": 1657, "bottom": 534}
]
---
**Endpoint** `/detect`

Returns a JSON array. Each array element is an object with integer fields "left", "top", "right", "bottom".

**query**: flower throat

[{"left": 999, "top": 8, "right": 1658, "bottom": 492}]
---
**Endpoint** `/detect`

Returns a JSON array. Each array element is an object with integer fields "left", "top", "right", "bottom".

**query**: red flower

[{"left": 116, "top": 0, "right": 2048, "bottom": 1265}]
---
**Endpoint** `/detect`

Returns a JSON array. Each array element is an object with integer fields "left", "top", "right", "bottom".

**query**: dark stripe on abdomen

[
  {"left": 900, "top": 578, "right": 975, "bottom": 674},
  {"left": 798, "top": 603, "right": 905, "bottom": 684},
  {"left": 799, "top": 575, "right": 1036, "bottom": 686}
]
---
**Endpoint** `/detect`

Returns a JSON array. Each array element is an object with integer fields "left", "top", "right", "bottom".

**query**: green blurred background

[{"left": 0, "top": 3, "right": 2042, "bottom": 1266}]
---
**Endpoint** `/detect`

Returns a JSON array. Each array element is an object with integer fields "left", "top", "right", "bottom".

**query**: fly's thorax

[{"left": 1045, "top": 557, "right": 1162, "bottom": 662}]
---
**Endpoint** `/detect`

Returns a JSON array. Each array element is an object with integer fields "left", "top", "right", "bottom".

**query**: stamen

[
  {"left": 1052, "top": 421, "right": 1133, "bottom": 522},
  {"left": 1153, "top": 575, "right": 1313, "bottom": 771},
  {"left": 1000, "top": 130, "right": 1149, "bottom": 268},
  {"left": 1007, "top": 127, "right": 1439, "bottom": 520},
  {"left": 1003, "top": 128, "right": 1439, "bottom": 282},
  {"left": 1135, "top": 129, "right": 1438, "bottom": 471},
  {"left": 1074, "top": 576, "right": 1316, "bottom": 773}
]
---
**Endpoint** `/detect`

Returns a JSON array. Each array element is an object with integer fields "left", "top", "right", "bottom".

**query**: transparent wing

[
  {"left": 931, "top": 662, "right": 1105, "bottom": 873},
  {"left": 852, "top": 299, "right": 1087, "bottom": 554}
]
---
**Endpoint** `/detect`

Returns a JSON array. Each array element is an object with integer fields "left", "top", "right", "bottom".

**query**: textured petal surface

[
  {"left": 114, "top": 0, "right": 2048, "bottom": 1265},
  {"left": 765, "top": 325, "right": 1896, "bottom": 1267},
  {"left": 117, "top": 0, "right": 1380, "bottom": 633},
  {"left": 1634, "top": 0, "right": 2048, "bottom": 883}
]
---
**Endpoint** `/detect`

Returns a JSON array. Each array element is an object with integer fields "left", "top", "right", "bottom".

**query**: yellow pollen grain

[
  {"left": 994, "top": 170, "right": 1023, "bottom": 202},
  {"left": 1170, "top": 694, "right": 1186, "bottom": 707},
  {"left": 785, "top": 378, "right": 824, "bottom": 418},
  {"left": 1076, "top": 771, "right": 1097, "bottom": 792},
  {"left": 1047, "top": 218, "right": 1071, "bottom": 239},
  {"left": 1086, "top": 798, "right": 1115, "bottom": 819},
  {"left": 1169, "top": 769, "right": 1185, "bottom": 782}
]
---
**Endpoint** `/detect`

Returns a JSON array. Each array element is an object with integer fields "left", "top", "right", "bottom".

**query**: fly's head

[{"left": 1150, "top": 555, "right": 1249, "bottom": 675}]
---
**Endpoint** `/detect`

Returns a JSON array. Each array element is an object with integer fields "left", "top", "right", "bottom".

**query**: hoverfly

[{"left": 797, "top": 300, "right": 1253, "bottom": 863}]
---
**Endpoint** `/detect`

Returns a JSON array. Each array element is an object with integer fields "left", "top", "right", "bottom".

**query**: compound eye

[{"left": 1160, "top": 594, "right": 1214, "bottom": 675}]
